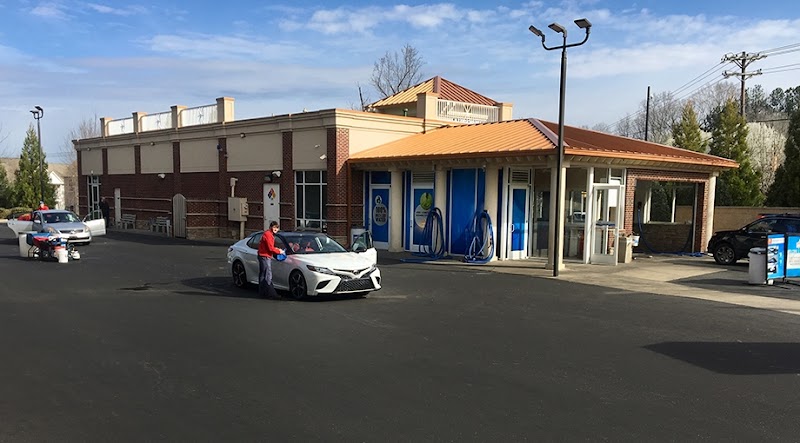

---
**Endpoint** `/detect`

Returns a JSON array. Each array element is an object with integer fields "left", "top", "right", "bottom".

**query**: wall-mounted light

[
  {"left": 150, "top": 141, "right": 155, "bottom": 146},
  {"left": 239, "top": 133, "right": 246, "bottom": 138},
  {"left": 314, "top": 144, "right": 320, "bottom": 149},
  {"left": 319, "top": 154, "right": 327, "bottom": 160},
  {"left": 158, "top": 173, "right": 166, "bottom": 179},
  {"left": 216, "top": 144, "right": 222, "bottom": 151}
]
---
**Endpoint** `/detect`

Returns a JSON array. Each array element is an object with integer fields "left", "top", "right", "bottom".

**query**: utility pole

[
  {"left": 644, "top": 86, "right": 651, "bottom": 141},
  {"left": 722, "top": 51, "right": 765, "bottom": 118}
]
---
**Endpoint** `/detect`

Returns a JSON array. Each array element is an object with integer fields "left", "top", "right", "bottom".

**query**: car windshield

[
  {"left": 282, "top": 233, "right": 347, "bottom": 254},
  {"left": 43, "top": 212, "right": 81, "bottom": 224}
]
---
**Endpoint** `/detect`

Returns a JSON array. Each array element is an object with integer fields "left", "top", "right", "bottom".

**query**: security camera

[
  {"left": 157, "top": 173, "right": 166, "bottom": 179},
  {"left": 272, "top": 171, "right": 281, "bottom": 178}
]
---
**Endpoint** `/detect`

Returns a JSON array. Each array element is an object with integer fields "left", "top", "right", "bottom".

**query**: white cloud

[
  {"left": 30, "top": 2, "right": 69, "bottom": 20},
  {"left": 141, "top": 33, "right": 320, "bottom": 62},
  {"left": 86, "top": 3, "right": 147, "bottom": 16}
]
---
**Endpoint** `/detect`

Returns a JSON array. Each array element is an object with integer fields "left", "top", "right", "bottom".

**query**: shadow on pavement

[
  {"left": 179, "top": 276, "right": 366, "bottom": 302},
  {"left": 645, "top": 341, "right": 800, "bottom": 375}
]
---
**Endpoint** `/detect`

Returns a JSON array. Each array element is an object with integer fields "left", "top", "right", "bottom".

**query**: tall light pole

[
  {"left": 30, "top": 106, "right": 45, "bottom": 204},
  {"left": 529, "top": 18, "right": 591, "bottom": 277}
]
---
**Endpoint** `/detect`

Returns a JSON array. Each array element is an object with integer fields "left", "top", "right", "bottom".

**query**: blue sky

[{"left": 1, "top": 0, "right": 799, "bottom": 162}]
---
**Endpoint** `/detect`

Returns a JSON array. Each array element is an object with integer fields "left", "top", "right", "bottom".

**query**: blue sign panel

[
  {"left": 787, "top": 235, "right": 800, "bottom": 279},
  {"left": 767, "top": 234, "right": 786, "bottom": 280}
]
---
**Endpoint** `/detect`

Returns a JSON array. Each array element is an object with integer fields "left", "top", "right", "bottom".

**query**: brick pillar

[
  {"left": 326, "top": 127, "right": 349, "bottom": 243},
  {"left": 77, "top": 150, "right": 86, "bottom": 215},
  {"left": 172, "top": 141, "right": 181, "bottom": 195},
  {"left": 281, "top": 131, "right": 294, "bottom": 229},
  {"left": 217, "top": 138, "right": 229, "bottom": 237},
  {"left": 101, "top": 148, "right": 109, "bottom": 202}
]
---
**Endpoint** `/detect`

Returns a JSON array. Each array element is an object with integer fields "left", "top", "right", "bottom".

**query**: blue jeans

[{"left": 258, "top": 256, "right": 278, "bottom": 298}]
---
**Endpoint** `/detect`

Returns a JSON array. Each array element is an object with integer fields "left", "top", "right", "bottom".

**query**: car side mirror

[{"left": 352, "top": 243, "right": 366, "bottom": 253}]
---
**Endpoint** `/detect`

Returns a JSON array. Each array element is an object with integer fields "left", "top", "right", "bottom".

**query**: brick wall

[
  {"left": 626, "top": 169, "right": 710, "bottom": 252},
  {"left": 281, "top": 132, "right": 295, "bottom": 230},
  {"left": 326, "top": 127, "right": 349, "bottom": 244}
]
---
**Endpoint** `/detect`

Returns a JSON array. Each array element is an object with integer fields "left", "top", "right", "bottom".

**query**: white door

[
  {"left": 590, "top": 184, "right": 623, "bottom": 265},
  {"left": 263, "top": 183, "right": 281, "bottom": 230},
  {"left": 85, "top": 218, "right": 107, "bottom": 237}
]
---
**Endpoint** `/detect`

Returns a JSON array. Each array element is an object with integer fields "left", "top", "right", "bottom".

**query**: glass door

[{"left": 590, "top": 184, "right": 623, "bottom": 265}]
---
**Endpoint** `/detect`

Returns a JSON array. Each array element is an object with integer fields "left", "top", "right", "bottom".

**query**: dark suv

[{"left": 707, "top": 213, "right": 800, "bottom": 264}]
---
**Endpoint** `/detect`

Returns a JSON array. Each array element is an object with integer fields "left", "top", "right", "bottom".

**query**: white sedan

[
  {"left": 227, "top": 231, "right": 381, "bottom": 299},
  {"left": 6, "top": 209, "right": 106, "bottom": 245}
]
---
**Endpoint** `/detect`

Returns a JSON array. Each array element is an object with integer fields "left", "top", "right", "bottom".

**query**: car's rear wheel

[
  {"left": 232, "top": 261, "right": 248, "bottom": 288},
  {"left": 713, "top": 242, "right": 737, "bottom": 265},
  {"left": 289, "top": 271, "right": 307, "bottom": 300}
]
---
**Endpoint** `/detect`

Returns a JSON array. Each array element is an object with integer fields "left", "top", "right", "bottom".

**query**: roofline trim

[{"left": 528, "top": 118, "right": 563, "bottom": 148}]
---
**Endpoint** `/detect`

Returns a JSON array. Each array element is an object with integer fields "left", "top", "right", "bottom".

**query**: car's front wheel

[
  {"left": 289, "top": 271, "right": 307, "bottom": 300},
  {"left": 232, "top": 261, "right": 248, "bottom": 288},
  {"left": 713, "top": 242, "right": 737, "bottom": 265}
]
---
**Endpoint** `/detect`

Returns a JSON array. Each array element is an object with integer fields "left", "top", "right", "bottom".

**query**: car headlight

[{"left": 307, "top": 265, "right": 336, "bottom": 275}]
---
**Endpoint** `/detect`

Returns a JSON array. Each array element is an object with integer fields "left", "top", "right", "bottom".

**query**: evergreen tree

[
  {"left": 765, "top": 108, "right": 800, "bottom": 206},
  {"left": 14, "top": 125, "right": 55, "bottom": 208},
  {"left": 0, "top": 163, "right": 11, "bottom": 208},
  {"left": 708, "top": 100, "right": 764, "bottom": 206},
  {"left": 672, "top": 101, "right": 707, "bottom": 152}
]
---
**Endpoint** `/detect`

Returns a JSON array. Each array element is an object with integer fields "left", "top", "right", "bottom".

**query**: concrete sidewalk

[{"left": 378, "top": 250, "right": 800, "bottom": 316}]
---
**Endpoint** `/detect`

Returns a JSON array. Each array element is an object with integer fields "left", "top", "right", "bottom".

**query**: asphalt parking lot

[{"left": 3, "top": 225, "right": 800, "bottom": 441}]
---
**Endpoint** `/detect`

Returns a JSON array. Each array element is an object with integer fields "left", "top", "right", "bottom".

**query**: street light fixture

[
  {"left": 529, "top": 18, "right": 592, "bottom": 277},
  {"left": 30, "top": 106, "right": 45, "bottom": 205}
]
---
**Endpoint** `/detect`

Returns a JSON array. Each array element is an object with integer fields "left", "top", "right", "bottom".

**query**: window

[{"left": 295, "top": 170, "right": 327, "bottom": 231}]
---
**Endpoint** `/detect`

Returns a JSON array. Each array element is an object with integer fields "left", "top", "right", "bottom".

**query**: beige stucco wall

[
  {"left": 180, "top": 140, "right": 218, "bottom": 173},
  {"left": 293, "top": 129, "right": 327, "bottom": 170},
  {"left": 140, "top": 143, "right": 174, "bottom": 174},
  {"left": 80, "top": 149, "right": 103, "bottom": 176},
  {"left": 227, "top": 133, "right": 282, "bottom": 172},
  {"left": 107, "top": 147, "right": 135, "bottom": 175},
  {"left": 348, "top": 127, "right": 418, "bottom": 155}
]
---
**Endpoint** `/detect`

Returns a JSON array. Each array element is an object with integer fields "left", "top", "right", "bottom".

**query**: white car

[
  {"left": 227, "top": 231, "right": 380, "bottom": 299},
  {"left": 6, "top": 209, "right": 106, "bottom": 245}
]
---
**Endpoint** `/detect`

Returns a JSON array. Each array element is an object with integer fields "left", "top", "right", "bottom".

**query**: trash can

[
  {"left": 748, "top": 247, "right": 771, "bottom": 285},
  {"left": 618, "top": 235, "right": 633, "bottom": 264},
  {"left": 18, "top": 231, "right": 36, "bottom": 258}
]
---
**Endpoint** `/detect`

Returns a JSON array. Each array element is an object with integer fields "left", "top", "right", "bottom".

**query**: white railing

[
  {"left": 141, "top": 111, "right": 173, "bottom": 131},
  {"left": 180, "top": 104, "right": 218, "bottom": 127},
  {"left": 436, "top": 99, "right": 498, "bottom": 124},
  {"left": 106, "top": 117, "right": 134, "bottom": 136}
]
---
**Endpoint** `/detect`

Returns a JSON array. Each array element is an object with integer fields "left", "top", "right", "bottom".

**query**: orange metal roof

[
  {"left": 537, "top": 120, "right": 739, "bottom": 168},
  {"left": 370, "top": 76, "right": 497, "bottom": 108},
  {"left": 349, "top": 118, "right": 739, "bottom": 169},
  {"left": 350, "top": 119, "right": 554, "bottom": 161}
]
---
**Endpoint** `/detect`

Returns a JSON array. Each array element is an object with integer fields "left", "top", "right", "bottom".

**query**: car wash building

[{"left": 73, "top": 76, "right": 737, "bottom": 268}]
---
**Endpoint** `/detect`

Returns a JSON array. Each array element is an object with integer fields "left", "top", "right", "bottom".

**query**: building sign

[
  {"left": 412, "top": 189, "right": 433, "bottom": 245},
  {"left": 372, "top": 195, "right": 387, "bottom": 227}
]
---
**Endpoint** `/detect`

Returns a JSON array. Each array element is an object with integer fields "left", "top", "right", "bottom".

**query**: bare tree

[
  {"left": 370, "top": 44, "right": 425, "bottom": 99},
  {"left": 688, "top": 82, "right": 737, "bottom": 124},
  {"left": 613, "top": 91, "right": 681, "bottom": 144},
  {"left": 59, "top": 116, "right": 100, "bottom": 210}
]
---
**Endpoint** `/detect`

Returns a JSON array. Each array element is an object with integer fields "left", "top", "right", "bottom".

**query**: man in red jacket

[{"left": 258, "top": 221, "right": 285, "bottom": 299}]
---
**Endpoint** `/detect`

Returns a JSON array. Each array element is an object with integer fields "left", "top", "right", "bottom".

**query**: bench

[
  {"left": 150, "top": 216, "right": 171, "bottom": 236},
  {"left": 120, "top": 214, "right": 136, "bottom": 229}
]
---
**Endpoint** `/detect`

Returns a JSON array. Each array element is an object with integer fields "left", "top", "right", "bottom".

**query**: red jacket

[{"left": 258, "top": 230, "right": 282, "bottom": 258}]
